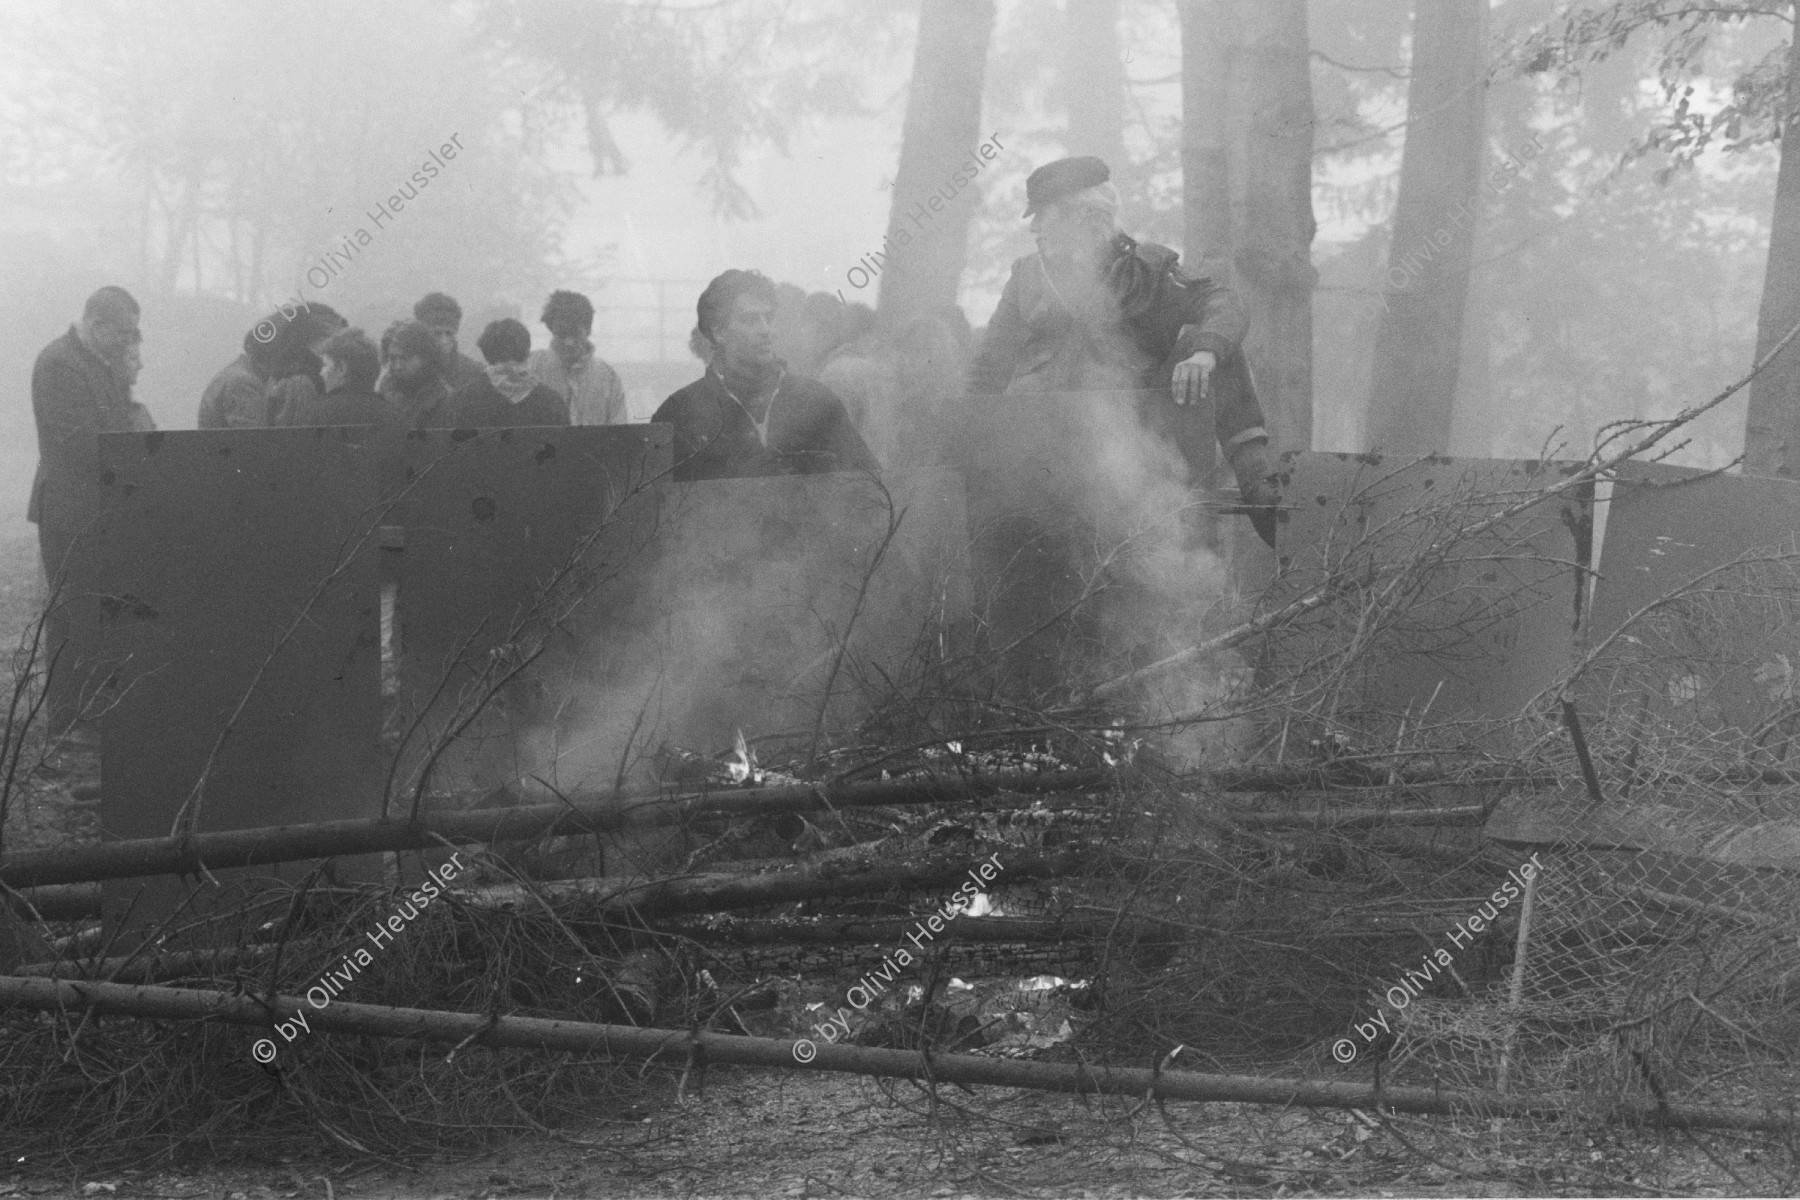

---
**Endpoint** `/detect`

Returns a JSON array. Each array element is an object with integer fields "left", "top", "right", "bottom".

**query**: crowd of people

[
  {"left": 192, "top": 289, "right": 626, "bottom": 435},
  {"left": 27, "top": 154, "right": 1286, "bottom": 731}
]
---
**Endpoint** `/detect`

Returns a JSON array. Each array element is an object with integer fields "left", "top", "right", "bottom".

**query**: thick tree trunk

[
  {"left": 876, "top": 0, "right": 998, "bottom": 331},
  {"left": 1744, "top": 21, "right": 1800, "bottom": 476},
  {"left": 1180, "top": 0, "right": 1238, "bottom": 283},
  {"left": 2, "top": 976, "right": 1793, "bottom": 1130},
  {"left": 1180, "top": 0, "right": 1316, "bottom": 451},
  {"left": 1366, "top": 0, "right": 1490, "bottom": 456},
  {"left": 1062, "top": 0, "right": 1127, "bottom": 173}
]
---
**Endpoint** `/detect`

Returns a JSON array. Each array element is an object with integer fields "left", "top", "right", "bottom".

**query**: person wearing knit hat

[
  {"left": 969, "top": 155, "right": 1281, "bottom": 546},
  {"left": 412, "top": 291, "right": 488, "bottom": 393}
]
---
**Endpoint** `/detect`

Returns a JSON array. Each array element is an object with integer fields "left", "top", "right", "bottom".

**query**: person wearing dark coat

[
  {"left": 413, "top": 292, "right": 488, "bottom": 394},
  {"left": 652, "top": 269, "right": 878, "bottom": 482},
  {"left": 446, "top": 319, "right": 570, "bottom": 427},
  {"left": 29, "top": 286, "right": 148, "bottom": 734},
  {"left": 264, "top": 305, "right": 346, "bottom": 426},
  {"left": 378, "top": 320, "right": 456, "bottom": 430},
  {"left": 969, "top": 155, "right": 1281, "bottom": 545},
  {"left": 277, "top": 328, "right": 391, "bottom": 426},
  {"left": 199, "top": 305, "right": 342, "bottom": 428}
]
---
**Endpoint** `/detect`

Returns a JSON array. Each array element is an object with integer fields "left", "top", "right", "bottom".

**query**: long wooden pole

[
  {"left": 0, "top": 760, "right": 1529, "bottom": 893},
  {"left": 0, "top": 976, "right": 1789, "bottom": 1132},
  {"left": 0, "top": 768, "right": 1115, "bottom": 890}
]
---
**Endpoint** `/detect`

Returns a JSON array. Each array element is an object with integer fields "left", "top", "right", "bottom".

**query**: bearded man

[{"left": 969, "top": 156, "right": 1280, "bottom": 545}]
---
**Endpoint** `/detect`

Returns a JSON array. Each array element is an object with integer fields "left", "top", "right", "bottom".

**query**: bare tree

[
  {"left": 876, "top": 0, "right": 998, "bottom": 331},
  {"left": 1366, "top": 0, "right": 1490, "bottom": 456},
  {"left": 1180, "top": 0, "right": 1317, "bottom": 451}
]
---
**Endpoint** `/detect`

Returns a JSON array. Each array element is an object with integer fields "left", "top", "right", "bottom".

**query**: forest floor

[{"left": 0, "top": 531, "right": 1779, "bottom": 1199}]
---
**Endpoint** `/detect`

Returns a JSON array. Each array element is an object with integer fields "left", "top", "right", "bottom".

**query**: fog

[{"left": 0, "top": 0, "right": 1779, "bottom": 539}]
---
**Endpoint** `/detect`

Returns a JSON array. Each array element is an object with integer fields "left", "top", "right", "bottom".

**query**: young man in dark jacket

[
  {"left": 446, "top": 318, "right": 570, "bottom": 427},
  {"left": 969, "top": 156, "right": 1281, "bottom": 545},
  {"left": 652, "top": 269, "right": 877, "bottom": 482},
  {"left": 379, "top": 320, "right": 456, "bottom": 430},
  {"left": 413, "top": 292, "right": 488, "bottom": 394},
  {"left": 278, "top": 328, "right": 390, "bottom": 426}
]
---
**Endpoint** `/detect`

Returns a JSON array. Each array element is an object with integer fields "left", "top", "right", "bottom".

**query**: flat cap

[{"left": 1023, "top": 155, "right": 1110, "bottom": 217}]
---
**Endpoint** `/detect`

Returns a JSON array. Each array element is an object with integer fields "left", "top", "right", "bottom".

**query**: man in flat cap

[{"left": 969, "top": 155, "right": 1280, "bottom": 545}]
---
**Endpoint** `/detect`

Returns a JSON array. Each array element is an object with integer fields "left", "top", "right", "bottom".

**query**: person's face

[
  {"left": 1032, "top": 201, "right": 1109, "bottom": 265},
  {"left": 92, "top": 317, "right": 141, "bottom": 364},
  {"left": 547, "top": 317, "right": 590, "bottom": 364},
  {"left": 118, "top": 340, "right": 143, "bottom": 386},
  {"left": 425, "top": 322, "right": 457, "bottom": 360},
  {"left": 321, "top": 355, "right": 348, "bottom": 392},
  {"left": 388, "top": 350, "right": 427, "bottom": 383},
  {"left": 714, "top": 293, "right": 776, "bottom": 374}
]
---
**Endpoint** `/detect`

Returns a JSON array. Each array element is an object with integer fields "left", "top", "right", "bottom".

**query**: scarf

[{"left": 487, "top": 361, "right": 538, "bottom": 404}]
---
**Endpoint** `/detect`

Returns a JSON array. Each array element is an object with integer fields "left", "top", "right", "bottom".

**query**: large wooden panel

[
  {"left": 383, "top": 425, "right": 673, "bottom": 805},
  {"left": 1582, "top": 464, "right": 1800, "bottom": 739},
  {"left": 95, "top": 428, "right": 384, "bottom": 944},
  {"left": 1263, "top": 452, "right": 1591, "bottom": 728}
]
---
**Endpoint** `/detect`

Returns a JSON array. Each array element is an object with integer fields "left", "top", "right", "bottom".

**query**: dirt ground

[
  {"left": 0, "top": 1066, "right": 1755, "bottom": 1199},
  {"left": 0, "top": 529, "right": 1783, "bottom": 1198}
]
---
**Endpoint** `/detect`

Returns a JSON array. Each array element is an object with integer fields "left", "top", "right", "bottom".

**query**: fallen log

[
  {"left": 652, "top": 912, "right": 1168, "bottom": 946},
  {"left": 0, "top": 976, "right": 1790, "bottom": 1132},
  {"left": 1197, "top": 761, "right": 1545, "bottom": 793},
  {"left": 16, "top": 937, "right": 330, "bottom": 983},
  {"left": 0, "top": 768, "right": 1117, "bottom": 890},
  {"left": 5, "top": 884, "right": 101, "bottom": 921},
  {"left": 1221, "top": 803, "right": 1487, "bottom": 829},
  {"left": 462, "top": 849, "right": 1094, "bottom": 919}
]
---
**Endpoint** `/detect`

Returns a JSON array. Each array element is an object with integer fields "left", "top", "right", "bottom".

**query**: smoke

[{"left": 490, "top": 468, "right": 966, "bottom": 799}]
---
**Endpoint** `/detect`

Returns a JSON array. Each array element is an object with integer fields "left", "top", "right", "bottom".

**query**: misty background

[{"left": 0, "top": 0, "right": 1777, "bottom": 539}]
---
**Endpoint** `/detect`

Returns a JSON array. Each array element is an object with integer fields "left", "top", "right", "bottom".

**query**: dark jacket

[
  {"left": 277, "top": 386, "right": 392, "bottom": 427},
  {"left": 969, "top": 234, "right": 1268, "bottom": 454},
  {"left": 381, "top": 374, "right": 455, "bottom": 431},
  {"left": 445, "top": 379, "right": 571, "bottom": 428},
  {"left": 197, "top": 352, "right": 271, "bottom": 429},
  {"left": 447, "top": 350, "right": 488, "bottom": 394},
  {"left": 652, "top": 368, "right": 879, "bottom": 482},
  {"left": 30, "top": 328, "right": 137, "bottom": 528}
]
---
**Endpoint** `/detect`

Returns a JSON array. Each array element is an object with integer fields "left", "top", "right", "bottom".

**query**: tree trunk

[
  {"left": 1365, "top": 0, "right": 1490, "bottom": 456},
  {"left": 1180, "top": 0, "right": 1316, "bottom": 451},
  {"left": 876, "top": 0, "right": 998, "bottom": 331},
  {"left": 1744, "top": 19, "right": 1800, "bottom": 477},
  {"left": 1180, "top": 0, "right": 1238, "bottom": 283},
  {"left": 1062, "top": 0, "right": 1127, "bottom": 174}
]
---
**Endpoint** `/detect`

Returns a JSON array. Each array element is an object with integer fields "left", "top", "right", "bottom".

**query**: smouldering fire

[{"left": 726, "top": 728, "right": 760, "bottom": 784}]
